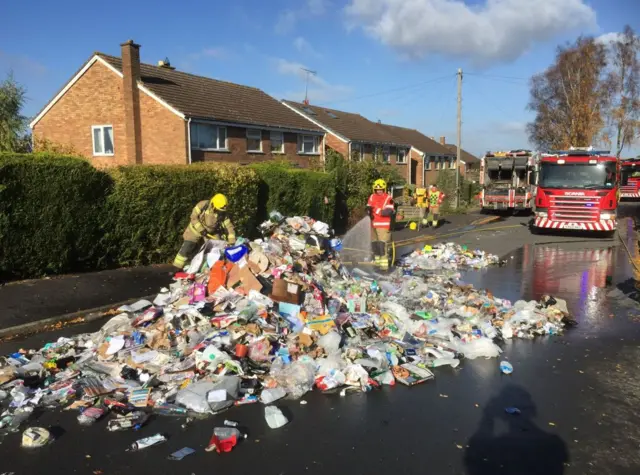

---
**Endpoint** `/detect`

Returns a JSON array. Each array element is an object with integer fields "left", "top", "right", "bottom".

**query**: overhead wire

[{"left": 318, "top": 73, "right": 457, "bottom": 107}]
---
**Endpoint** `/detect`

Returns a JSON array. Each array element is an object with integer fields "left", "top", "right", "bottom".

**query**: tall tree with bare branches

[
  {"left": 527, "top": 37, "right": 610, "bottom": 150},
  {"left": 605, "top": 25, "right": 640, "bottom": 157}
]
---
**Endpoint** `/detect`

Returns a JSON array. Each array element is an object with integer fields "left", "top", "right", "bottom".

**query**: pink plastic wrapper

[{"left": 188, "top": 283, "right": 207, "bottom": 304}]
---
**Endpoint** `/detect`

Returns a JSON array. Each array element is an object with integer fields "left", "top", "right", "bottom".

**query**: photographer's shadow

[{"left": 464, "top": 385, "right": 569, "bottom": 475}]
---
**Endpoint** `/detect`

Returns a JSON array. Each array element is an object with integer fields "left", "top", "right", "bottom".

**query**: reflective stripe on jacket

[
  {"left": 368, "top": 193, "right": 394, "bottom": 230},
  {"left": 184, "top": 200, "right": 235, "bottom": 242}
]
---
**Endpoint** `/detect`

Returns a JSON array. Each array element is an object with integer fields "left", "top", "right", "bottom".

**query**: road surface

[{"left": 2, "top": 205, "right": 640, "bottom": 475}]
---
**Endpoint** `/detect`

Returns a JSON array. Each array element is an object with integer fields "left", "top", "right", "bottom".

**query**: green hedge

[
  {"left": 251, "top": 162, "right": 336, "bottom": 226},
  {"left": 1, "top": 152, "right": 407, "bottom": 279},
  {"left": 0, "top": 153, "right": 112, "bottom": 279},
  {"left": 326, "top": 150, "right": 405, "bottom": 231},
  {"left": 103, "top": 164, "right": 261, "bottom": 267},
  {"left": 436, "top": 170, "right": 482, "bottom": 211}
]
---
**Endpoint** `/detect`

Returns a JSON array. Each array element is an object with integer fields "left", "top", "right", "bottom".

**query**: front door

[{"left": 411, "top": 159, "right": 418, "bottom": 185}]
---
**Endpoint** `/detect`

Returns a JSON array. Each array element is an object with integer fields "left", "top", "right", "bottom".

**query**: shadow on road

[{"left": 464, "top": 385, "right": 569, "bottom": 475}]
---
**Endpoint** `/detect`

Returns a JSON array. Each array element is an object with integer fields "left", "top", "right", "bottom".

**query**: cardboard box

[
  {"left": 227, "top": 264, "right": 263, "bottom": 294},
  {"left": 270, "top": 278, "right": 301, "bottom": 304}
]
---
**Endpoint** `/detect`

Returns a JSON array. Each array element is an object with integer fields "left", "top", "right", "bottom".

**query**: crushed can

[{"left": 128, "top": 433, "right": 167, "bottom": 451}]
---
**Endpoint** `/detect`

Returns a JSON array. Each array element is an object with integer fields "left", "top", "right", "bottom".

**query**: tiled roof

[
  {"left": 98, "top": 54, "right": 322, "bottom": 132},
  {"left": 282, "top": 100, "right": 410, "bottom": 145},
  {"left": 444, "top": 144, "right": 480, "bottom": 164},
  {"left": 376, "top": 124, "right": 454, "bottom": 155}
]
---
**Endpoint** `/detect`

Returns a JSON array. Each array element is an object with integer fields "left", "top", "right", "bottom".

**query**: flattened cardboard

[
  {"left": 270, "top": 278, "right": 301, "bottom": 304},
  {"left": 227, "top": 264, "right": 263, "bottom": 294}
]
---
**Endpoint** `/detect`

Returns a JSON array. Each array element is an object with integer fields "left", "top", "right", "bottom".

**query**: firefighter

[
  {"left": 428, "top": 185, "right": 446, "bottom": 227},
  {"left": 415, "top": 187, "right": 429, "bottom": 226},
  {"left": 367, "top": 179, "right": 395, "bottom": 270},
  {"left": 172, "top": 193, "right": 236, "bottom": 270}
]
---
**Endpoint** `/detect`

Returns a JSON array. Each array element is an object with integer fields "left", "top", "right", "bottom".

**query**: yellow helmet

[
  {"left": 409, "top": 222, "right": 417, "bottom": 231},
  {"left": 211, "top": 193, "right": 228, "bottom": 211},
  {"left": 373, "top": 179, "right": 387, "bottom": 191}
]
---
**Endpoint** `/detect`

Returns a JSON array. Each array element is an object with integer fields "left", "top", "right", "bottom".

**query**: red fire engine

[
  {"left": 620, "top": 157, "right": 640, "bottom": 200},
  {"left": 480, "top": 150, "right": 537, "bottom": 212},
  {"left": 533, "top": 147, "right": 619, "bottom": 234}
]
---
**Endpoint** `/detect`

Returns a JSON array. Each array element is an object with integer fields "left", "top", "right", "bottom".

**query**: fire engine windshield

[{"left": 538, "top": 162, "right": 617, "bottom": 189}]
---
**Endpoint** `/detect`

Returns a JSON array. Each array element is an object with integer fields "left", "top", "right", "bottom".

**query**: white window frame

[
  {"left": 191, "top": 123, "right": 228, "bottom": 151},
  {"left": 450, "top": 158, "right": 456, "bottom": 169},
  {"left": 382, "top": 145, "right": 390, "bottom": 163},
  {"left": 397, "top": 148, "right": 408, "bottom": 164},
  {"left": 91, "top": 125, "right": 114, "bottom": 156},
  {"left": 351, "top": 142, "right": 363, "bottom": 161},
  {"left": 246, "top": 128, "right": 263, "bottom": 153},
  {"left": 298, "top": 134, "right": 320, "bottom": 155},
  {"left": 426, "top": 156, "right": 434, "bottom": 170},
  {"left": 270, "top": 131, "right": 284, "bottom": 154},
  {"left": 373, "top": 146, "right": 381, "bottom": 162},
  {"left": 436, "top": 159, "right": 442, "bottom": 170}
]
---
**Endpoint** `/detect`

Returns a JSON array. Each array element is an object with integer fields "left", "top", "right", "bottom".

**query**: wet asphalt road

[{"left": 3, "top": 205, "right": 640, "bottom": 474}]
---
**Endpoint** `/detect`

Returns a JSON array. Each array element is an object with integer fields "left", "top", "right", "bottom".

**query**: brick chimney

[
  {"left": 121, "top": 40, "right": 142, "bottom": 164},
  {"left": 439, "top": 136, "right": 446, "bottom": 145}
]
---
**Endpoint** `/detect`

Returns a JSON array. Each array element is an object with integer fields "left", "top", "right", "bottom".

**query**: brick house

[
  {"left": 282, "top": 101, "right": 458, "bottom": 188},
  {"left": 376, "top": 126, "right": 458, "bottom": 187},
  {"left": 30, "top": 41, "right": 324, "bottom": 167},
  {"left": 442, "top": 141, "right": 480, "bottom": 183},
  {"left": 281, "top": 101, "right": 415, "bottom": 183}
]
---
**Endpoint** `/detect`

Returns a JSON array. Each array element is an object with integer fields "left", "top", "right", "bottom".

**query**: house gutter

[{"left": 187, "top": 117, "right": 192, "bottom": 165}]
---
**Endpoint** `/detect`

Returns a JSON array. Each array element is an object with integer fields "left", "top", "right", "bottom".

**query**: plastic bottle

[
  {"left": 264, "top": 405, "right": 288, "bottom": 429},
  {"left": 205, "top": 427, "right": 247, "bottom": 453}
]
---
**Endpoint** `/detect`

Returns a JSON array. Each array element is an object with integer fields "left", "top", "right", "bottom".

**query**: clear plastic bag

[
  {"left": 271, "top": 360, "right": 316, "bottom": 399},
  {"left": 175, "top": 381, "right": 217, "bottom": 413}
]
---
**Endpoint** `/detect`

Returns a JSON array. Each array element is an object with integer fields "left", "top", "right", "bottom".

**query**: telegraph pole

[{"left": 455, "top": 68, "right": 463, "bottom": 209}]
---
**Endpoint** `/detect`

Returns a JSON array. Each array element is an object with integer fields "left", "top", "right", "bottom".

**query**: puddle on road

[{"left": 462, "top": 235, "right": 640, "bottom": 336}]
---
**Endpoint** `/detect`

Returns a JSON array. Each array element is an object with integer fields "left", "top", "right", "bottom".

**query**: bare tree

[
  {"left": 527, "top": 37, "right": 610, "bottom": 150},
  {"left": 605, "top": 25, "right": 640, "bottom": 157}
]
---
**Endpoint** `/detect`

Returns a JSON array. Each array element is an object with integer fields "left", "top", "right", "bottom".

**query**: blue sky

[{"left": 1, "top": 0, "right": 638, "bottom": 156}]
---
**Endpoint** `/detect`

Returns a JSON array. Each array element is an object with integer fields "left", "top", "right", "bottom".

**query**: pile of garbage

[{"left": 0, "top": 213, "right": 574, "bottom": 451}]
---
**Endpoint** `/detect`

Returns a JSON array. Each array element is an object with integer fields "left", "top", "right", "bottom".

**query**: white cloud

[
  {"left": 275, "top": 10, "right": 297, "bottom": 35},
  {"left": 180, "top": 47, "right": 228, "bottom": 71},
  {"left": 293, "top": 37, "right": 323, "bottom": 58},
  {"left": 596, "top": 32, "right": 623, "bottom": 45},
  {"left": 308, "top": 0, "right": 329, "bottom": 15},
  {"left": 344, "top": 0, "right": 597, "bottom": 66},
  {"left": 275, "top": 0, "right": 329, "bottom": 34},
  {"left": 272, "top": 58, "right": 352, "bottom": 102},
  {"left": 186, "top": 47, "right": 227, "bottom": 62}
]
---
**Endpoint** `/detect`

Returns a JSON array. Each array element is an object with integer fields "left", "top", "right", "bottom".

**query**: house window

[
  {"left": 246, "top": 129, "right": 262, "bottom": 152},
  {"left": 450, "top": 159, "right": 456, "bottom": 169},
  {"left": 382, "top": 146, "right": 390, "bottom": 163},
  {"left": 270, "top": 131, "right": 284, "bottom": 153},
  {"left": 190, "top": 123, "right": 227, "bottom": 150},
  {"left": 426, "top": 156, "right": 434, "bottom": 170},
  {"left": 373, "top": 146, "right": 381, "bottom": 162},
  {"left": 435, "top": 159, "right": 442, "bottom": 170},
  {"left": 92, "top": 125, "right": 114, "bottom": 156},
  {"left": 351, "top": 143, "right": 362, "bottom": 161},
  {"left": 298, "top": 134, "right": 320, "bottom": 154},
  {"left": 397, "top": 148, "right": 407, "bottom": 164}
]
